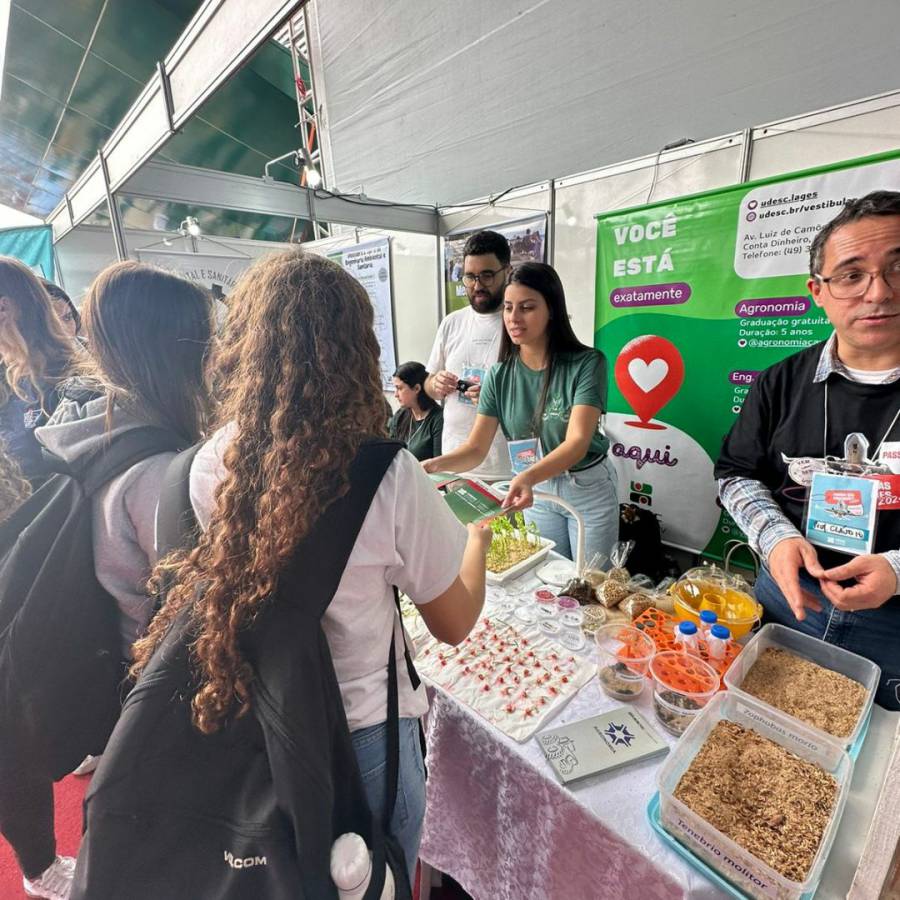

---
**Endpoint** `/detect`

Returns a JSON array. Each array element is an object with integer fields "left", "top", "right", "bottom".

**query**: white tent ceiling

[{"left": 311, "top": 0, "right": 900, "bottom": 205}]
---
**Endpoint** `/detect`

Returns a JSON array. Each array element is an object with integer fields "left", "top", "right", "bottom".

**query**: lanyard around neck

[{"left": 823, "top": 379, "right": 900, "bottom": 461}]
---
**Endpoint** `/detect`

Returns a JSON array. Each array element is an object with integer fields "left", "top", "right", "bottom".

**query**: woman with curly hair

[
  {"left": 132, "top": 249, "right": 490, "bottom": 882},
  {"left": 0, "top": 257, "right": 85, "bottom": 484}
]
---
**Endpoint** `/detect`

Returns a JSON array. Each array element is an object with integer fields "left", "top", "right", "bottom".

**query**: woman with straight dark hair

[
  {"left": 389, "top": 361, "right": 443, "bottom": 461},
  {"left": 0, "top": 257, "right": 85, "bottom": 484},
  {"left": 8, "top": 262, "right": 214, "bottom": 900},
  {"left": 425, "top": 262, "right": 618, "bottom": 562},
  {"left": 127, "top": 250, "right": 489, "bottom": 888}
]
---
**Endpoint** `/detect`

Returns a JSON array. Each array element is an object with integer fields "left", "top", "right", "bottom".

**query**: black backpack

[
  {"left": 0, "top": 426, "right": 183, "bottom": 781},
  {"left": 73, "top": 439, "right": 415, "bottom": 900},
  {"left": 618, "top": 502, "right": 665, "bottom": 582}
]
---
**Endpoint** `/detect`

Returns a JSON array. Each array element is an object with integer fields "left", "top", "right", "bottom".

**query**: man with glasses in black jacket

[{"left": 716, "top": 190, "right": 900, "bottom": 709}]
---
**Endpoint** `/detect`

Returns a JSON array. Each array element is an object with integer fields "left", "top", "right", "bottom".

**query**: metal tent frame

[{"left": 44, "top": 0, "right": 441, "bottom": 258}]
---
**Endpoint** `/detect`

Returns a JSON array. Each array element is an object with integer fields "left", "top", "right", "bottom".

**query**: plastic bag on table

[{"left": 606, "top": 540, "right": 635, "bottom": 583}]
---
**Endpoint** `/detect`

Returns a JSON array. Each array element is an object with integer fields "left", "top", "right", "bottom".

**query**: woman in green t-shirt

[
  {"left": 389, "top": 361, "right": 443, "bottom": 462},
  {"left": 424, "top": 263, "right": 619, "bottom": 562}
]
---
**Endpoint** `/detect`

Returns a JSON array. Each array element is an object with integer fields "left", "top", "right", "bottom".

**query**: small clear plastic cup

[
  {"left": 559, "top": 629, "right": 586, "bottom": 651},
  {"left": 595, "top": 624, "right": 656, "bottom": 701},
  {"left": 514, "top": 605, "right": 538, "bottom": 625},
  {"left": 649, "top": 650, "right": 720, "bottom": 736},
  {"left": 536, "top": 603, "right": 557, "bottom": 621}
]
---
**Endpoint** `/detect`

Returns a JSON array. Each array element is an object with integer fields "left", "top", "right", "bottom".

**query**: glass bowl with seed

[
  {"left": 649, "top": 651, "right": 720, "bottom": 736},
  {"left": 595, "top": 624, "right": 656, "bottom": 701}
]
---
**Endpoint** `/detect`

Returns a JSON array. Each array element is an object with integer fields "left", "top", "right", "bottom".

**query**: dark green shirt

[
  {"left": 389, "top": 407, "right": 443, "bottom": 461},
  {"left": 478, "top": 349, "right": 609, "bottom": 471}
]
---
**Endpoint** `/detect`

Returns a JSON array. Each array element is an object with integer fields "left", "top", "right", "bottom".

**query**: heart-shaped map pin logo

[
  {"left": 627, "top": 358, "right": 668, "bottom": 393},
  {"left": 615, "top": 335, "right": 685, "bottom": 429}
]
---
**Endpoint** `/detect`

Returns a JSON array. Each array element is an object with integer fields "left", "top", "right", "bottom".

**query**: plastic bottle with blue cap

[
  {"left": 674, "top": 620, "right": 700, "bottom": 655},
  {"left": 706, "top": 624, "right": 732, "bottom": 660},
  {"left": 698, "top": 609, "right": 718, "bottom": 638}
]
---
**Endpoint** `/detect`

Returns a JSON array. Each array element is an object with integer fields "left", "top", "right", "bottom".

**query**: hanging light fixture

[{"left": 179, "top": 216, "right": 201, "bottom": 237}]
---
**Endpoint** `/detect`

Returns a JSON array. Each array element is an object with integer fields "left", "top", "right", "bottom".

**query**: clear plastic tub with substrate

[
  {"left": 723, "top": 623, "right": 879, "bottom": 756},
  {"left": 656, "top": 691, "right": 853, "bottom": 900}
]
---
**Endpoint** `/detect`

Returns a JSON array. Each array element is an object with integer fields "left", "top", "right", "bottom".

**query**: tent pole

[{"left": 98, "top": 151, "right": 128, "bottom": 261}]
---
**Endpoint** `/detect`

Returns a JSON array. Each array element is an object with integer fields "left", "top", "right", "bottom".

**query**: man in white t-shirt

[{"left": 426, "top": 230, "right": 512, "bottom": 481}]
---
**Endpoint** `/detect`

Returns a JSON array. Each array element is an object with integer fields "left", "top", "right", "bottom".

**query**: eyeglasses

[
  {"left": 815, "top": 261, "right": 900, "bottom": 299},
  {"left": 462, "top": 269, "right": 505, "bottom": 287}
]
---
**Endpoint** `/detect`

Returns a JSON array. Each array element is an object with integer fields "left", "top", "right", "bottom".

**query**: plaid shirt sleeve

[
  {"left": 718, "top": 476, "right": 802, "bottom": 562},
  {"left": 882, "top": 550, "right": 900, "bottom": 596}
]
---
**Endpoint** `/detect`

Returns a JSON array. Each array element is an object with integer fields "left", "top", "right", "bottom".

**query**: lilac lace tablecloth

[
  {"left": 417, "top": 577, "right": 899, "bottom": 900},
  {"left": 418, "top": 673, "right": 724, "bottom": 900}
]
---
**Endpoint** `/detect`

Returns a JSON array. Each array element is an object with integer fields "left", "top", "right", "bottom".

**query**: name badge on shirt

[
  {"left": 508, "top": 437, "right": 542, "bottom": 475},
  {"left": 879, "top": 441, "right": 900, "bottom": 475},
  {"left": 458, "top": 366, "right": 484, "bottom": 407},
  {"left": 805, "top": 472, "right": 878, "bottom": 556}
]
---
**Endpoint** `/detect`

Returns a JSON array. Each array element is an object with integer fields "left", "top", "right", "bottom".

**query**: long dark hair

[
  {"left": 0, "top": 256, "right": 86, "bottom": 405},
  {"left": 82, "top": 261, "right": 213, "bottom": 443},
  {"left": 134, "top": 250, "right": 388, "bottom": 733},
  {"left": 393, "top": 360, "right": 437, "bottom": 440},
  {"left": 499, "top": 262, "right": 593, "bottom": 433}
]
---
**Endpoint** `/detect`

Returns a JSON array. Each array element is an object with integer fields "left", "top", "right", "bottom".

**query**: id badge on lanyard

[
  {"left": 508, "top": 437, "right": 543, "bottom": 475},
  {"left": 805, "top": 471, "right": 878, "bottom": 556},
  {"left": 871, "top": 441, "right": 900, "bottom": 510}
]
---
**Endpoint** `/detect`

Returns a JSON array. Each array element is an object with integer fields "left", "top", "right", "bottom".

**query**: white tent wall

[
  {"left": 54, "top": 226, "right": 294, "bottom": 302},
  {"left": 301, "top": 228, "right": 440, "bottom": 370},
  {"left": 308, "top": 0, "right": 900, "bottom": 207},
  {"left": 553, "top": 134, "right": 744, "bottom": 342},
  {"left": 435, "top": 92, "right": 900, "bottom": 346}
]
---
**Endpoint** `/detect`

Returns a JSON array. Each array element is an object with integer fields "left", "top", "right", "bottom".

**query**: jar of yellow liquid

[{"left": 669, "top": 566, "right": 761, "bottom": 638}]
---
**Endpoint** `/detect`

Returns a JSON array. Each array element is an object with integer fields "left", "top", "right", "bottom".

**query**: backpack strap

[
  {"left": 80, "top": 426, "right": 183, "bottom": 497},
  {"left": 155, "top": 444, "right": 203, "bottom": 557},
  {"left": 282, "top": 439, "right": 405, "bottom": 620}
]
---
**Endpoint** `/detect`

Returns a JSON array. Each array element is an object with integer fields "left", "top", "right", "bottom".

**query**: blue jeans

[
  {"left": 524, "top": 456, "right": 619, "bottom": 564},
  {"left": 755, "top": 567, "right": 900, "bottom": 711},
  {"left": 351, "top": 717, "right": 426, "bottom": 886}
]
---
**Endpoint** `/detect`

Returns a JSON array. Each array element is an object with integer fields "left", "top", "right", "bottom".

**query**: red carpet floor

[{"left": 0, "top": 774, "right": 88, "bottom": 898}]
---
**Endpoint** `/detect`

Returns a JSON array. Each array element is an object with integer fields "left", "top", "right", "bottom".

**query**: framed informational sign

[{"left": 328, "top": 238, "right": 397, "bottom": 390}]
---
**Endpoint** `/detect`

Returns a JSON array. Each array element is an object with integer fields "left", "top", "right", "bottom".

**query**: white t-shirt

[
  {"left": 426, "top": 306, "right": 511, "bottom": 481},
  {"left": 189, "top": 425, "right": 468, "bottom": 732}
]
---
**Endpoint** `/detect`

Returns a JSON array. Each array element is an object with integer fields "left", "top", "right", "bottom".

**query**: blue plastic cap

[
  {"left": 710, "top": 624, "right": 731, "bottom": 639},
  {"left": 699, "top": 610, "right": 718, "bottom": 624},
  {"left": 677, "top": 620, "right": 698, "bottom": 635}
]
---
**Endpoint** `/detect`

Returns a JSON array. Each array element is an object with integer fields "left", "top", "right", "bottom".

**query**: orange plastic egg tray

[{"left": 632, "top": 607, "right": 741, "bottom": 688}]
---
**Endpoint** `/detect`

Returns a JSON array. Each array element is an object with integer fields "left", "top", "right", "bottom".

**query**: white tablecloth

[{"left": 417, "top": 571, "right": 900, "bottom": 900}]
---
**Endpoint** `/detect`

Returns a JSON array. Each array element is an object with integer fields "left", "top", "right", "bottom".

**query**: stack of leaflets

[{"left": 430, "top": 474, "right": 505, "bottom": 526}]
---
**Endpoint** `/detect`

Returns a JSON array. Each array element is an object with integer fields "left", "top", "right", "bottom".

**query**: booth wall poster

[
  {"left": 134, "top": 246, "right": 253, "bottom": 327},
  {"left": 0, "top": 225, "right": 55, "bottom": 280},
  {"left": 445, "top": 214, "right": 547, "bottom": 313},
  {"left": 328, "top": 238, "right": 397, "bottom": 391},
  {"left": 594, "top": 149, "right": 900, "bottom": 557}
]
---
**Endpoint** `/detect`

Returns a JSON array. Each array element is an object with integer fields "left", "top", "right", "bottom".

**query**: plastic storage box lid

[{"left": 723, "top": 623, "right": 879, "bottom": 755}]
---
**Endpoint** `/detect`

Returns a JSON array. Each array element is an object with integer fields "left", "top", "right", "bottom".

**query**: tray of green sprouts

[{"left": 484, "top": 513, "right": 556, "bottom": 584}]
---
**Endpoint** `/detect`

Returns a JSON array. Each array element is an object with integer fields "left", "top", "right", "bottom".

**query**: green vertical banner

[
  {"left": 595, "top": 150, "right": 900, "bottom": 557},
  {"left": 0, "top": 225, "right": 55, "bottom": 279}
]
